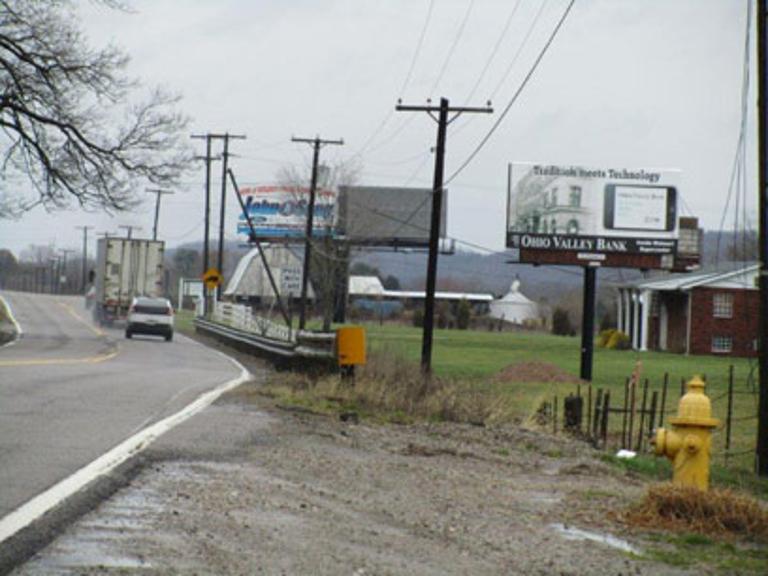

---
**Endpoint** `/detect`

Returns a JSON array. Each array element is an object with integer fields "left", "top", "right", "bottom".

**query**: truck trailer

[{"left": 93, "top": 238, "right": 165, "bottom": 324}]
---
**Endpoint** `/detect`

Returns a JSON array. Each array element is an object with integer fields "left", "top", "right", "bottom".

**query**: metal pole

[
  {"left": 758, "top": 0, "right": 768, "bottom": 476},
  {"left": 580, "top": 266, "right": 597, "bottom": 381}
]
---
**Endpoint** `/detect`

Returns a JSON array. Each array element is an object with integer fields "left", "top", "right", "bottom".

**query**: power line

[
  {"left": 489, "top": 0, "right": 550, "bottom": 100},
  {"left": 464, "top": 0, "right": 525, "bottom": 103},
  {"left": 351, "top": 0, "right": 436, "bottom": 157},
  {"left": 429, "top": 0, "right": 476, "bottom": 95},
  {"left": 446, "top": 0, "right": 576, "bottom": 185}
]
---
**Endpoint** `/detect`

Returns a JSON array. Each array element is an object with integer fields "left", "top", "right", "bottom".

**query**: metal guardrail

[{"left": 194, "top": 317, "right": 336, "bottom": 365}]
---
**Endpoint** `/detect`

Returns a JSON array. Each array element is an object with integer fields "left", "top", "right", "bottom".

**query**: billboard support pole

[
  {"left": 216, "top": 133, "right": 246, "bottom": 301},
  {"left": 396, "top": 98, "right": 493, "bottom": 375},
  {"left": 580, "top": 266, "right": 597, "bottom": 381},
  {"left": 757, "top": 0, "right": 768, "bottom": 476},
  {"left": 228, "top": 169, "right": 292, "bottom": 328},
  {"left": 292, "top": 135, "right": 344, "bottom": 331}
]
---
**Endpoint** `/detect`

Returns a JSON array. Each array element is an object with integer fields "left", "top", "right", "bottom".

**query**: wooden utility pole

[
  {"left": 396, "top": 98, "right": 492, "bottom": 374},
  {"left": 146, "top": 189, "right": 174, "bottom": 241},
  {"left": 291, "top": 135, "right": 344, "bottom": 330},
  {"left": 75, "top": 225, "right": 92, "bottom": 293},
  {"left": 118, "top": 225, "right": 141, "bottom": 239},
  {"left": 216, "top": 133, "right": 246, "bottom": 300},
  {"left": 757, "top": 0, "right": 768, "bottom": 476}
]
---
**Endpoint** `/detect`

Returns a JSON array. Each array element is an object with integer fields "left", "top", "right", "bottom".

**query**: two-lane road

[{"left": 0, "top": 291, "right": 247, "bottom": 541}]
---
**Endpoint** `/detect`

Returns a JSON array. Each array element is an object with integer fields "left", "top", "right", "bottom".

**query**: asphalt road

[{"left": 0, "top": 291, "right": 243, "bottom": 525}]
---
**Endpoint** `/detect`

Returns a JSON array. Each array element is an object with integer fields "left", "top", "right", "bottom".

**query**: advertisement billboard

[
  {"left": 506, "top": 163, "right": 682, "bottom": 269},
  {"left": 237, "top": 185, "right": 336, "bottom": 240}
]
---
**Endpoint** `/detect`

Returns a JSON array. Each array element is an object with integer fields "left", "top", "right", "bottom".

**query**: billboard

[
  {"left": 237, "top": 185, "right": 336, "bottom": 240},
  {"left": 507, "top": 163, "right": 681, "bottom": 269},
  {"left": 337, "top": 185, "right": 446, "bottom": 247}
]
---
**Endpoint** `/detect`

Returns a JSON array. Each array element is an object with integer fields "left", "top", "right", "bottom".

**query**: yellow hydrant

[{"left": 652, "top": 376, "right": 719, "bottom": 490}]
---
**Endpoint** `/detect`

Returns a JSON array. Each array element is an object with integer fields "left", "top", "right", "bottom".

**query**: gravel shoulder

[
  {"left": 10, "top": 336, "right": 713, "bottom": 575},
  {"left": 15, "top": 388, "right": 698, "bottom": 573}
]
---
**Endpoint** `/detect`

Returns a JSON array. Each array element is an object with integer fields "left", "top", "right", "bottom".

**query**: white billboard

[
  {"left": 506, "top": 163, "right": 681, "bottom": 268},
  {"left": 238, "top": 185, "right": 336, "bottom": 239}
]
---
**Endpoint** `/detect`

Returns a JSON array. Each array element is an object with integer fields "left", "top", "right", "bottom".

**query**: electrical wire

[
  {"left": 716, "top": 0, "right": 752, "bottom": 267},
  {"left": 446, "top": 0, "right": 576, "bottom": 185},
  {"left": 489, "top": 0, "right": 550, "bottom": 101},
  {"left": 429, "top": 0, "right": 476, "bottom": 96},
  {"left": 464, "top": 0, "right": 525, "bottom": 103},
  {"left": 352, "top": 0, "right": 436, "bottom": 157}
]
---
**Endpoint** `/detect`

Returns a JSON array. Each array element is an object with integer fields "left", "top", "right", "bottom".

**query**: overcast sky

[{"left": 0, "top": 0, "right": 755, "bottom": 259}]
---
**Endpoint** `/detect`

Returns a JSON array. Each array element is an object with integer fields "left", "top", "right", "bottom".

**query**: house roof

[
  {"left": 347, "top": 275, "right": 493, "bottom": 302},
  {"left": 627, "top": 263, "right": 759, "bottom": 292}
]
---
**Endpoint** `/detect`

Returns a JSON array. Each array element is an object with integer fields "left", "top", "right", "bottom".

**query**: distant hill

[{"left": 169, "top": 229, "right": 753, "bottom": 305}]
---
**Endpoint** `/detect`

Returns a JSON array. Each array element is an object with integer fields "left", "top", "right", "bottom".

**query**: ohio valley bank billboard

[
  {"left": 237, "top": 185, "right": 335, "bottom": 239},
  {"left": 507, "top": 163, "right": 680, "bottom": 268}
]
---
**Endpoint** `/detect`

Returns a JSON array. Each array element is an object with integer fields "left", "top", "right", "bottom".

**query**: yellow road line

[
  {"left": 0, "top": 350, "right": 118, "bottom": 367},
  {"left": 57, "top": 302, "right": 105, "bottom": 337}
]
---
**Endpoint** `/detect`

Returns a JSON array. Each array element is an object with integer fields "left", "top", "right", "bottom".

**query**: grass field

[
  {"left": 358, "top": 322, "right": 760, "bottom": 471},
  {"left": 178, "top": 310, "right": 762, "bottom": 477}
]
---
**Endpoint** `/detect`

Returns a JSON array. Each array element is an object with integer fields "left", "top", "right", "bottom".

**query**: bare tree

[
  {"left": 0, "top": 0, "right": 191, "bottom": 217},
  {"left": 277, "top": 160, "right": 361, "bottom": 330}
]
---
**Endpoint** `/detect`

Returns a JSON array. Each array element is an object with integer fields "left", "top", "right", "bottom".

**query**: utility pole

[
  {"left": 75, "top": 226, "right": 93, "bottom": 294},
  {"left": 396, "top": 97, "right": 492, "bottom": 374},
  {"left": 757, "top": 0, "right": 768, "bottom": 476},
  {"left": 147, "top": 189, "right": 174, "bottom": 241},
  {"left": 118, "top": 225, "right": 141, "bottom": 239},
  {"left": 216, "top": 133, "right": 246, "bottom": 300},
  {"left": 60, "top": 249, "right": 75, "bottom": 294},
  {"left": 191, "top": 134, "right": 225, "bottom": 315},
  {"left": 291, "top": 135, "right": 344, "bottom": 330}
]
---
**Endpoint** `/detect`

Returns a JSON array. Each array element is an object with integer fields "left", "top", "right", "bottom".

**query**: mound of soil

[{"left": 494, "top": 361, "right": 583, "bottom": 384}]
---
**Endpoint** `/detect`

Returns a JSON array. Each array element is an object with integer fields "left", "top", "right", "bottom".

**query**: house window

[
  {"left": 712, "top": 336, "right": 733, "bottom": 354},
  {"left": 543, "top": 191, "right": 549, "bottom": 207},
  {"left": 550, "top": 219, "right": 557, "bottom": 234},
  {"left": 651, "top": 293, "right": 660, "bottom": 317},
  {"left": 566, "top": 219, "right": 579, "bottom": 234},
  {"left": 713, "top": 293, "right": 733, "bottom": 318},
  {"left": 551, "top": 188, "right": 558, "bottom": 206},
  {"left": 569, "top": 186, "right": 582, "bottom": 207}
]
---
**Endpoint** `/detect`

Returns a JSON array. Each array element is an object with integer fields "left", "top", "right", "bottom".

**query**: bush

[
  {"left": 456, "top": 299, "right": 471, "bottom": 330},
  {"left": 606, "top": 330, "right": 631, "bottom": 350},
  {"left": 552, "top": 307, "right": 574, "bottom": 336},
  {"left": 412, "top": 307, "right": 424, "bottom": 328},
  {"left": 436, "top": 301, "right": 452, "bottom": 329},
  {"left": 597, "top": 328, "right": 614, "bottom": 348}
]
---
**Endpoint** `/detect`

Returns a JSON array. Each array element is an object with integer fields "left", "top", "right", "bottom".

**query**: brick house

[{"left": 616, "top": 264, "right": 758, "bottom": 357}]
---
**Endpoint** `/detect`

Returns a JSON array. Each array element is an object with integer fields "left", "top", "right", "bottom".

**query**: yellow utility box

[{"left": 336, "top": 326, "right": 366, "bottom": 366}]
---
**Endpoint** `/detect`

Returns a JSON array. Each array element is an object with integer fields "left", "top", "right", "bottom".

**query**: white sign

[
  {"left": 611, "top": 186, "right": 669, "bottom": 231},
  {"left": 507, "top": 162, "right": 680, "bottom": 244}
]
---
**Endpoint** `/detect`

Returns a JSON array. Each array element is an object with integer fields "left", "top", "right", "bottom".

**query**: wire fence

[{"left": 547, "top": 364, "right": 760, "bottom": 470}]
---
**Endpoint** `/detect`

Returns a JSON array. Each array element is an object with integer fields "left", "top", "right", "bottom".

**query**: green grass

[
  {"left": 355, "top": 322, "right": 760, "bottom": 474},
  {"left": 641, "top": 533, "right": 768, "bottom": 573}
]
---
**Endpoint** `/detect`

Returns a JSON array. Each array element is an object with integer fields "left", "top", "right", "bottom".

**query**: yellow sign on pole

[{"left": 202, "top": 268, "right": 222, "bottom": 290}]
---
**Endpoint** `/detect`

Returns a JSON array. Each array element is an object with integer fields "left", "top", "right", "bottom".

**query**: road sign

[{"left": 202, "top": 268, "right": 222, "bottom": 290}]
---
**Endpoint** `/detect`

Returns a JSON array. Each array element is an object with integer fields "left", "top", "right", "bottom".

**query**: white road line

[
  {"left": 0, "top": 294, "right": 23, "bottom": 349},
  {"left": 0, "top": 353, "right": 251, "bottom": 545}
]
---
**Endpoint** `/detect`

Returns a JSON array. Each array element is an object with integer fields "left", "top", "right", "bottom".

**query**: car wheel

[
  {"left": 125, "top": 330, "right": 132, "bottom": 339},
  {"left": 165, "top": 331, "right": 173, "bottom": 342}
]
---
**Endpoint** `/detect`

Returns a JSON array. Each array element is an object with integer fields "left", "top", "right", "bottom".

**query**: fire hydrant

[{"left": 652, "top": 376, "right": 719, "bottom": 490}]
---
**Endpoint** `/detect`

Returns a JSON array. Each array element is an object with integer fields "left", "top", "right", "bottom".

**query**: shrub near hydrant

[{"left": 598, "top": 329, "right": 631, "bottom": 350}]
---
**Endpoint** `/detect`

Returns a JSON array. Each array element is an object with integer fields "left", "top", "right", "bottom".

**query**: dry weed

[{"left": 624, "top": 483, "right": 768, "bottom": 542}]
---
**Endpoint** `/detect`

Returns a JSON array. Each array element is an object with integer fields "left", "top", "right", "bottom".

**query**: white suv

[{"left": 125, "top": 297, "right": 174, "bottom": 341}]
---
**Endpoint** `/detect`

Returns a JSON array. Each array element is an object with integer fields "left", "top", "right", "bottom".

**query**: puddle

[{"left": 551, "top": 523, "right": 640, "bottom": 555}]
